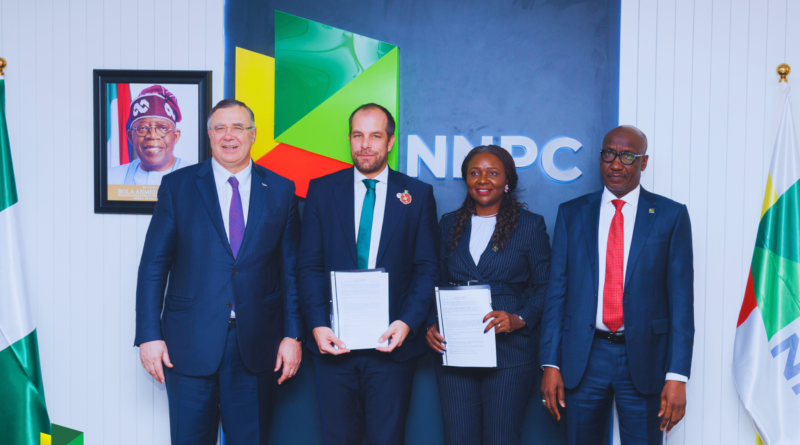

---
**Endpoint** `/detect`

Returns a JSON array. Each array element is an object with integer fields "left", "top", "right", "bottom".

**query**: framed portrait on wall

[{"left": 93, "top": 69, "right": 211, "bottom": 214}]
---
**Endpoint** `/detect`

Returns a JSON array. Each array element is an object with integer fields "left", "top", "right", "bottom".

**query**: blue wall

[{"left": 224, "top": 1, "right": 620, "bottom": 443}]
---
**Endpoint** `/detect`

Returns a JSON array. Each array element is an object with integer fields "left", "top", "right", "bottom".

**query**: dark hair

[
  {"left": 447, "top": 145, "right": 526, "bottom": 253},
  {"left": 348, "top": 103, "right": 395, "bottom": 137},
  {"left": 207, "top": 99, "right": 255, "bottom": 128}
]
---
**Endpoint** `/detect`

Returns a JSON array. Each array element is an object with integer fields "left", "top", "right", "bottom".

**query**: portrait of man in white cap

[{"left": 108, "top": 85, "right": 183, "bottom": 186}]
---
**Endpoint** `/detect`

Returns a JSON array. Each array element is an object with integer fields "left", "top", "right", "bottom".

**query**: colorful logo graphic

[
  {"left": 41, "top": 424, "right": 84, "bottom": 445},
  {"left": 235, "top": 11, "right": 400, "bottom": 197}
]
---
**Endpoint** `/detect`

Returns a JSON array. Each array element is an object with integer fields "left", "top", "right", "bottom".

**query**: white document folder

[
  {"left": 331, "top": 269, "right": 390, "bottom": 350},
  {"left": 436, "top": 285, "right": 497, "bottom": 368}
]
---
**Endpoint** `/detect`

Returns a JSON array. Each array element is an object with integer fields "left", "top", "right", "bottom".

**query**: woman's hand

[
  {"left": 483, "top": 311, "right": 525, "bottom": 334},
  {"left": 426, "top": 323, "right": 446, "bottom": 353}
]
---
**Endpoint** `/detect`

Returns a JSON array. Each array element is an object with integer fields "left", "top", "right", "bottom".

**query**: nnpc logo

[{"left": 407, "top": 135, "right": 583, "bottom": 182}]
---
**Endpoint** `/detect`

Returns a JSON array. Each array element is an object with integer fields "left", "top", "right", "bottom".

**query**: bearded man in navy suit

[
  {"left": 134, "top": 99, "right": 304, "bottom": 445},
  {"left": 540, "top": 126, "right": 694, "bottom": 445},
  {"left": 298, "top": 104, "right": 439, "bottom": 445}
]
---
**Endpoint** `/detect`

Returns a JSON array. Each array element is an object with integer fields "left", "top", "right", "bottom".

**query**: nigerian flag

[
  {"left": 0, "top": 76, "right": 50, "bottom": 442},
  {"left": 733, "top": 82, "right": 800, "bottom": 445}
]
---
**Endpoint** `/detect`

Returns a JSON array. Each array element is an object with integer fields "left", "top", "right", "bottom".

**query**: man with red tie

[{"left": 539, "top": 126, "right": 695, "bottom": 444}]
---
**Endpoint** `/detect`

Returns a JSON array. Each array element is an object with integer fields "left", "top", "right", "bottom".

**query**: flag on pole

[
  {"left": 106, "top": 82, "right": 132, "bottom": 168},
  {"left": 733, "top": 82, "right": 800, "bottom": 445},
  {"left": 0, "top": 75, "right": 50, "bottom": 442}
]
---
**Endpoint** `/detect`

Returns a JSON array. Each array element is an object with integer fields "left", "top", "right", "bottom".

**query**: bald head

[{"left": 603, "top": 125, "right": 648, "bottom": 154}]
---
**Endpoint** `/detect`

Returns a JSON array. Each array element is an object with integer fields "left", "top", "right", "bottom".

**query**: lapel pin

[
  {"left": 649, "top": 208, "right": 655, "bottom": 214},
  {"left": 397, "top": 190, "right": 412, "bottom": 204},
  {"left": 261, "top": 183, "right": 268, "bottom": 187},
  {"left": 492, "top": 245, "right": 499, "bottom": 252}
]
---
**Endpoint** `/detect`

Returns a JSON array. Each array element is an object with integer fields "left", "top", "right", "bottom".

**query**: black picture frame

[{"left": 93, "top": 69, "right": 212, "bottom": 214}]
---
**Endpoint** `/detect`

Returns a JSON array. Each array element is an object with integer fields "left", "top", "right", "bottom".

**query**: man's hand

[
  {"left": 541, "top": 367, "right": 566, "bottom": 421},
  {"left": 426, "top": 322, "right": 446, "bottom": 353},
  {"left": 659, "top": 380, "right": 687, "bottom": 433},
  {"left": 139, "top": 340, "right": 173, "bottom": 384},
  {"left": 483, "top": 311, "right": 525, "bottom": 334},
  {"left": 312, "top": 327, "right": 350, "bottom": 355},
  {"left": 274, "top": 338, "right": 303, "bottom": 385},
  {"left": 376, "top": 320, "right": 410, "bottom": 353}
]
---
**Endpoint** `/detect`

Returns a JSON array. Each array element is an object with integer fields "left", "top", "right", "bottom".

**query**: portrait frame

[{"left": 93, "top": 69, "right": 212, "bottom": 214}]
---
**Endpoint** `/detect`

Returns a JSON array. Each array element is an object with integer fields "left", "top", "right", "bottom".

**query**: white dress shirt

[
  {"left": 211, "top": 157, "right": 253, "bottom": 318},
  {"left": 469, "top": 215, "right": 496, "bottom": 266},
  {"left": 544, "top": 185, "right": 687, "bottom": 382},
  {"left": 354, "top": 166, "right": 389, "bottom": 269}
]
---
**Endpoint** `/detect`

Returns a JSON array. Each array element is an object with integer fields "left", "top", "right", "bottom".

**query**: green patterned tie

[{"left": 356, "top": 179, "right": 378, "bottom": 269}]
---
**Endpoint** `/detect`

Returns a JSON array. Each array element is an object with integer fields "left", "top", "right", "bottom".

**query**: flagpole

[{"left": 777, "top": 63, "right": 790, "bottom": 82}]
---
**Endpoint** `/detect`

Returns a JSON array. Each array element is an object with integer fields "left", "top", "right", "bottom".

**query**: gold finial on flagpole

[
  {"left": 778, "top": 63, "right": 791, "bottom": 82},
  {"left": 0, "top": 58, "right": 6, "bottom": 76}
]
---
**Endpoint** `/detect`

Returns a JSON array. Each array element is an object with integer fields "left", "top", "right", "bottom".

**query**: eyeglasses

[
  {"left": 600, "top": 149, "right": 647, "bottom": 165},
  {"left": 131, "top": 124, "right": 175, "bottom": 137},
  {"left": 210, "top": 124, "right": 253, "bottom": 135}
]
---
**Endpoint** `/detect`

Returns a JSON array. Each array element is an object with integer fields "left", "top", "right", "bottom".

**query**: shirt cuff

[
  {"left": 541, "top": 364, "right": 560, "bottom": 371},
  {"left": 666, "top": 372, "right": 688, "bottom": 382}
]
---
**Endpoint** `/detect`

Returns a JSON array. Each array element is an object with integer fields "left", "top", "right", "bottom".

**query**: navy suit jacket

[
  {"left": 134, "top": 159, "right": 304, "bottom": 376},
  {"left": 539, "top": 187, "right": 694, "bottom": 394},
  {"left": 298, "top": 167, "right": 440, "bottom": 362},
  {"left": 436, "top": 210, "right": 551, "bottom": 368}
]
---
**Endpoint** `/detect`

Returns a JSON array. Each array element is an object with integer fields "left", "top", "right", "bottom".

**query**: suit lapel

[
  {"left": 581, "top": 191, "right": 602, "bottom": 290},
  {"left": 195, "top": 160, "right": 233, "bottom": 257},
  {"left": 375, "top": 169, "right": 407, "bottom": 266},
  {"left": 236, "top": 165, "right": 271, "bottom": 263},
  {"left": 333, "top": 168, "right": 358, "bottom": 265},
  {"left": 624, "top": 188, "right": 657, "bottom": 289}
]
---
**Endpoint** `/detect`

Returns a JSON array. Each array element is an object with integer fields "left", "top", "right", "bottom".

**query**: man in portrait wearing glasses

[
  {"left": 539, "top": 125, "right": 695, "bottom": 445},
  {"left": 135, "top": 99, "right": 304, "bottom": 445},
  {"left": 108, "top": 85, "right": 184, "bottom": 185}
]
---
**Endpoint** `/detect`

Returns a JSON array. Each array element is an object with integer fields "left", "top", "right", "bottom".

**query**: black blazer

[
  {"left": 298, "top": 167, "right": 440, "bottom": 362},
  {"left": 436, "top": 209, "right": 551, "bottom": 368}
]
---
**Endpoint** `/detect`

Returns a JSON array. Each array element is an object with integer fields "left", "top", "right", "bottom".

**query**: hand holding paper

[
  {"left": 376, "top": 320, "right": 410, "bottom": 353},
  {"left": 313, "top": 326, "right": 350, "bottom": 355}
]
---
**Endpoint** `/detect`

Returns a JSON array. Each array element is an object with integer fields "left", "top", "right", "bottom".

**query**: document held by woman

[
  {"left": 330, "top": 270, "right": 390, "bottom": 350},
  {"left": 435, "top": 286, "right": 498, "bottom": 367}
]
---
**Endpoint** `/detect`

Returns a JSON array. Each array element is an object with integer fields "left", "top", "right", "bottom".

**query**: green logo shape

[
  {"left": 50, "top": 424, "right": 84, "bottom": 445},
  {"left": 274, "top": 11, "right": 399, "bottom": 169}
]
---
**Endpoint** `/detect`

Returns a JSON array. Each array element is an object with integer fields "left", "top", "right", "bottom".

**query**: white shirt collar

[
  {"left": 354, "top": 164, "right": 390, "bottom": 185},
  {"left": 211, "top": 157, "right": 252, "bottom": 187},
  {"left": 601, "top": 184, "right": 641, "bottom": 209}
]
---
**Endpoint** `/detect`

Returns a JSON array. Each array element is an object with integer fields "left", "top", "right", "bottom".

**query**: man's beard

[{"left": 353, "top": 150, "right": 387, "bottom": 174}]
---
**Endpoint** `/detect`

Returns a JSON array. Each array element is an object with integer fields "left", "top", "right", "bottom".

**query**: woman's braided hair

[{"left": 446, "top": 145, "right": 526, "bottom": 254}]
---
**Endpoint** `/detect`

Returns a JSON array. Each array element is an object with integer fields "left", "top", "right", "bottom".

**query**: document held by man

[
  {"left": 331, "top": 270, "right": 390, "bottom": 350},
  {"left": 436, "top": 286, "right": 497, "bottom": 367}
]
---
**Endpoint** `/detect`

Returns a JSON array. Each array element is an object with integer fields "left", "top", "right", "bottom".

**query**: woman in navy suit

[{"left": 426, "top": 145, "right": 551, "bottom": 445}]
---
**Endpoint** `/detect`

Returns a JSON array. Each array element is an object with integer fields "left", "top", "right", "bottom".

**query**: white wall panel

[{"left": 620, "top": 1, "right": 800, "bottom": 444}]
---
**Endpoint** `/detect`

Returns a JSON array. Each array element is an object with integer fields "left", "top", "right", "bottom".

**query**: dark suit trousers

[
  {"left": 164, "top": 325, "right": 276, "bottom": 445},
  {"left": 312, "top": 350, "right": 416, "bottom": 445},
  {"left": 565, "top": 337, "right": 663, "bottom": 445},
  {"left": 434, "top": 360, "right": 536, "bottom": 445}
]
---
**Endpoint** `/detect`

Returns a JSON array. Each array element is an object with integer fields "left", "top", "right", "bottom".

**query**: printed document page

[
  {"left": 436, "top": 286, "right": 497, "bottom": 367},
  {"left": 331, "top": 270, "right": 389, "bottom": 350}
]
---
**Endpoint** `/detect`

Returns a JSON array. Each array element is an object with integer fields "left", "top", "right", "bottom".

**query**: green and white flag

[
  {"left": 733, "top": 82, "right": 800, "bottom": 445},
  {"left": 0, "top": 76, "right": 50, "bottom": 443}
]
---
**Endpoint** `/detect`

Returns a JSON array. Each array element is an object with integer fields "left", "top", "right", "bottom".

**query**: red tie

[{"left": 603, "top": 199, "right": 625, "bottom": 333}]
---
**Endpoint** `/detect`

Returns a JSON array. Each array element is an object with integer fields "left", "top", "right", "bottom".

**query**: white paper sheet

[
  {"left": 331, "top": 270, "right": 390, "bottom": 350},
  {"left": 436, "top": 286, "right": 497, "bottom": 367}
]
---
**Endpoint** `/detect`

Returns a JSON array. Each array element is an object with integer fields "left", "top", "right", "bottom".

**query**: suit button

[
  {"left": 226, "top": 302, "right": 232, "bottom": 308},
  {"left": 590, "top": 324, "right": 595, "bottom": 329},
  {"left": 232, "top": 269, "right": 238, "bottom": 275}
]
